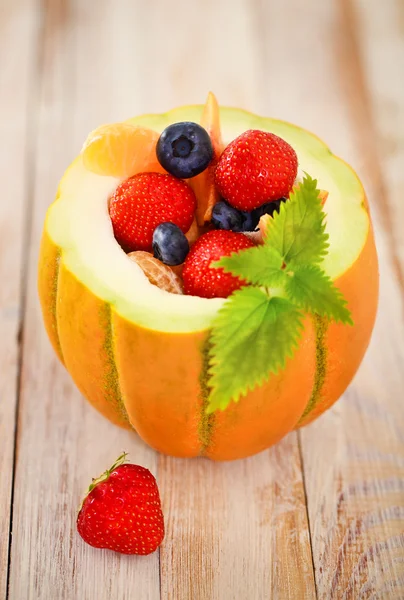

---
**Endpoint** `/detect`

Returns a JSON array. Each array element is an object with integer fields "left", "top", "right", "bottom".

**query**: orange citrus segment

[
  {"left": 82, "top": 123, "right": 165, "bottom": 178},
  {"left": 259, "top": 213, "right": 272, "bottom": 241},
  {"left": 243, "top": 213, "right": 277, "bottom": 245},
  {"left": 190, "top": 92, "right": 224, "bottom": 226},
  {"left": 128, "top": 251, "right": 183, "bottom": 294},
  {"left": 319, "top": 190, "right": 329, "bottom": 205},
  {"left": 184, "top": 218, "right": 200, "bottom": 247},
  {"left": 168, "top": 219, "right": 204, "bottom": 280}
]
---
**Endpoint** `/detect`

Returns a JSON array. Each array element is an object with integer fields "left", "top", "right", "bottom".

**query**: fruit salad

[
  {"left": 38, "top": 93, "right": 378, "bottom": 460},
  {"left": 84, "top": 96, "right": 307, "bottom": 300}
]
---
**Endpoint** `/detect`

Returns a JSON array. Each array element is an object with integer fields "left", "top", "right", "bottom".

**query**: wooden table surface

[{"left": 1, "top": 0, "right": 404, "bottom": 598}]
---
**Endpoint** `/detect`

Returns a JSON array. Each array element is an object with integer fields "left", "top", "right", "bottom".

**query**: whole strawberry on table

[{"left": 77, "top": 454, "right": 164, "bottom": 555}]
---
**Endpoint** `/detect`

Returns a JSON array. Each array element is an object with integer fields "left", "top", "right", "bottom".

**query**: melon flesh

[{"left": 47, "top": 107, "right": 369, "bottom": 333}]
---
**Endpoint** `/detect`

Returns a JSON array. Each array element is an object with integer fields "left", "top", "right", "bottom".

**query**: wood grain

[
  {"left": 6, "top": 1, "right": 318, "bottom": 599},
  {"left": 303, "top": 2, "right": 404, "bottom": 597},
  {"left": 254, "top": 0, "right": 404, "bottom": 597},
  {"left": 7, "top": 1, "right": 160, "bottom": 599},
  {"left": 352, "top": 0, "right": 404, "bottom": 291},
  {"left": 3, "top": 0, "right": 404, "bottom": 598},
  {"left": 0, "top": 1, "right": 40, "bottom": 597},
  {"left": 160, "top": 436, "right": 316, "bottom": 600},
  {"left": 147, "top": 2, "right": 315, "bottom": 597}
]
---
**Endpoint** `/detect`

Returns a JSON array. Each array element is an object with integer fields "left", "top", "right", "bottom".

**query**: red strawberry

[
  {"left": 77, "top": 453, "right": 164, "bottom": 555},
  {"left": 109, "top": 172, "right": 196, "bottom": 252},
  {"left": 182, "top": 230, "right": 254, "bottom": 299},
  {"left": 215, "top": 130, "right": 298, "bottom": 211}
]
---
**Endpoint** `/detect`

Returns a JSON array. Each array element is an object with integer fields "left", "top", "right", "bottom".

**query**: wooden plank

[
  {"left": 350, "top": 0, "right": 404, "bottom": 287},
  {"left": 255, "top": 0, "right": 404, "bottom": 597},
  {"left": 0, "top": 1, "right": 40, "bottom": 598},
  {"left": 7, "top": 1, "right": 160, "bottom": 599},
  {"left": 148, "top": 1, "right": 316, "bottom": 597},
  {"left": 8, "top": 0, "right": 317, "bottom": 598},
  {"left": 13, "top": 0, "right": 404, "bottom": 597},
  {"left": 72, "top": 0, "right": 263, "bottom": 120},
  {"left": 160, "top": 436, "right": 315, "bottom": 600},
  {"left": 304, "top": 2, "right": 404, "bottom": 597}
]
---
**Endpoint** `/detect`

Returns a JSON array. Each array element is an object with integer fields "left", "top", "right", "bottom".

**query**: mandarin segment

[
  {"left": 190, "top": 92, "right": 225, "bottom": 225},
  {"left": 82, "top": 123, "right": 165, "bottom": 178},
  {"left": 258, "top": 213, "right": 272, "bottom": 241},
  {"left": 243, "top": 212, "right": 279, "bottom": 245},
  {"left": 319, "top": 190, "right": 329, "bottom": 205},
  {"left": 185, "top": 217, "right": 201, "bottom": 246},
  {"left": 128, "top": 251, "right": 183, "bottom": 294}
]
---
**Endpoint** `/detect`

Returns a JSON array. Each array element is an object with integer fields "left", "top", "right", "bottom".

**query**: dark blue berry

[
  {"left": 243, "top": 198, "right": 287, "bottom": 231},
  {"left": 152, "top": 222, "right": 190, "bottom": 266},
  {"left": 212, "top": 200, "right": 245, "bottom": 231},
  {"left": 240, "top": 210, "right": 260, "bottom": 232},
  {"left": 156, "top": 122, "right": 213, "bottom": 179},
  {"left": 212, "top": 198, "right": 288, "bottom": 233},
  {"left": 257, "top": 198, "right": 287, "bottom": 219}
]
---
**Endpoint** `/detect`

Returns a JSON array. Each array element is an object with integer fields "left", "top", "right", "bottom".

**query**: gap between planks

[
  {"left": 5, "top": 0, "right": 404, "bottom": 598},
  {"left": 0, "top": 1, "right": 43, "bottom": 598},
  {"left": 6, "top": 1, "right": 317, "bottom": 599},
  {"left": 6, "top": 13, "right": 44, "bottom": 599},
  {"left": 253, "top": 0, "right": 404, "bottom": 597},
  {"left": 297, "top": 432, "right": 319, "bottom": 600}
]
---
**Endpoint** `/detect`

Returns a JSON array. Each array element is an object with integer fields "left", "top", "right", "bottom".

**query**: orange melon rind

[{"left": 38, "top": 104, "right": 378, "bottom": 459}]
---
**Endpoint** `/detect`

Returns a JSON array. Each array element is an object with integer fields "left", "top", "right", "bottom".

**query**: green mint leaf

[
  {"left": 285, "top": 264, "right": 353, "bottom": 325},
  {"left": 206, "top": 172, "right": 353, "bottom": 413},
  {"left": 264, "top": 173, "right": 329, "bottom": 265},
  {"left": 213, "top": 245, "right": 286, "bottom": 287},
  {"left": 207, "top": 288, "right": 304, "bottom": 413}
]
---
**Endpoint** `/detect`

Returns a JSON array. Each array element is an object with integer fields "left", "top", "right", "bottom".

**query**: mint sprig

[
  {"left": 207, "top": 289, "right": 304, "bottom": 413},
  {"left": 265, "top": 173, "right": 329, "bottom": 265},
  {"left": 285, "top": 264, "right": 353, "bottom": 324},
  {"left": 207, "top": 174, "right": 352, "bottom": 413},
  {"left": 214, "top": 244, "right": 286, "bottom": 287}
]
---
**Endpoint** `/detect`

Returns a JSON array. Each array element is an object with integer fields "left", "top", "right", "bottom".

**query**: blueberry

[
  {"left": 244, "top": 198, "right": 287, "bottom": 231},
  {"left": 212, "top": 198, "right": 288, "bottom": 233},
  {"left": 212, "top": 200, "right": 245, "bottom": 231},
  {"left": 156, "top": 122, "right": 213, "bottom": 179},
  {"left": 257, "top": 198, "right": 287, "bottom": 219},
  {"left": 240, "top": 210, "right": 261, "bottom": 232},
  {"left": 152, "top": 222, "right": 190, "bottom": 266}
]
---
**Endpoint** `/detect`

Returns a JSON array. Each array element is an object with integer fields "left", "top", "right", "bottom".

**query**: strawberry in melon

[{"left": 38, "top": 94, "right": 378, "bottom": 460}]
